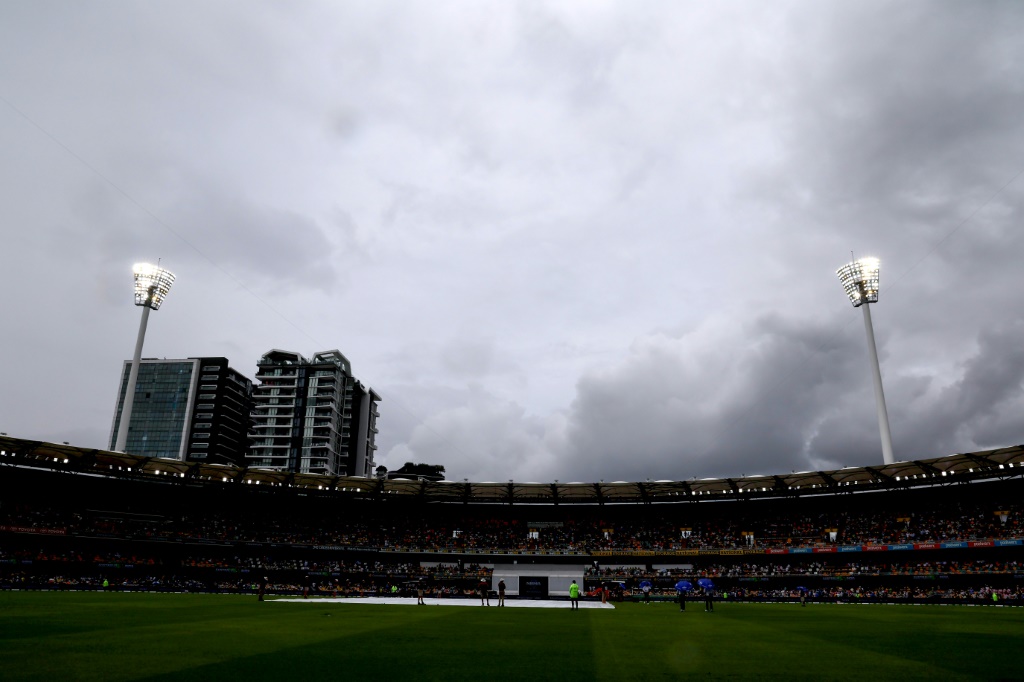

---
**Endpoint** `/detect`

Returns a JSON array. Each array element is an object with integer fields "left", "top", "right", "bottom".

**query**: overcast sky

[{"left": 2, "top": 1, "right": 1023, "bottom": 483}]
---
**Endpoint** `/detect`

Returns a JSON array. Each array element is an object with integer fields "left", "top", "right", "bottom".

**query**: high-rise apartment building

[
  {"left": 248, "top": 349, "right": 380, "bottom": 477},
  {"left": 109, "top": 357, "right": 252, "bottom": 464}
]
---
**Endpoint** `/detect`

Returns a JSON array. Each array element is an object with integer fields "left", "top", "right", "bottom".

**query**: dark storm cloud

[
  {"left": 3, "top": 1, "right": 1024, "bottom": 484},
  {"left": 807, "top": 319, "right": 1024, "bottom": 468},
  {"left": 556, "top": 313, "right": 868, "bottom": 481},
  {"left": 890, "top": 320, "right": 1024, "bottom": 454},
  {"left": 691, "top": 2, "right": 1024, "bottom": 468},
  {"left": 354, "top": 2, "right": 1024, "bottom": 483},
  {"left": 767, "top": 1, "right": 1024, "bottom": 233}
]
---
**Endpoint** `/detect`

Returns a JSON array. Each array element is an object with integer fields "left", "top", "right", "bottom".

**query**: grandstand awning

[{"left": 0, "top": 435, "right": 1021, "bottom": 505}]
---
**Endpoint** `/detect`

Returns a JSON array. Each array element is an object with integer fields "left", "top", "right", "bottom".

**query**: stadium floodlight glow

[
  {"left": 113, "top": 262, "right": 176, "bottom": 454},
  {"left": 132, "top": 263, "right": 176, "bottom": 310},
  {"left": 836, "top": 256, "right": 894, "bottom": 465},
  {"left": 836, "top": 257, "right": 880, "bottom": 307}
]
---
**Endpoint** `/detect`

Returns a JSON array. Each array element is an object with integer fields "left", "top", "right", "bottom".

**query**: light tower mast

[
  {"left": 836, "top": 257, "right": 894, "bottom": 465},
  {"left": 113, "top": 262, "right": 176, "bottom": 453}
]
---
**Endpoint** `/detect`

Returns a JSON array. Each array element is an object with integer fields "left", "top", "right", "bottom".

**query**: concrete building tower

[
  {"left": 248, "top": 349, "right": 380, "bottom": 476},
  {"left": 110, "top": 357, "right": 252, "bottom": 464}
]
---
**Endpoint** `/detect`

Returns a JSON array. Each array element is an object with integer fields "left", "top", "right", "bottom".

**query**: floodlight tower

[
  {"left": 836, "top": 257, "right": 894, "bottom": 465},
  {"left": 113, "top": 263, "right": 176, "bottom": 453}
]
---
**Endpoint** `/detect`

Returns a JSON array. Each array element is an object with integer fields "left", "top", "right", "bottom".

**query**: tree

[{"left": 392, "top": 462, "right": 446, "bottom": 481}]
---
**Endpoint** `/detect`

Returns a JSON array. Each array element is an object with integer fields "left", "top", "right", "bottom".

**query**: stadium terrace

[
  {"left": 1, "top": 434, "right": 1022, "bottom": 605},
  {"left": 2, "top": 435, "right": 1022, "bottom": 504}
]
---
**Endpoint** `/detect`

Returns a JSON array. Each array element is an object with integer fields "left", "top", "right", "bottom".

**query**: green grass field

[{"left": 0, "top": 593, "right": 1020, "bottom": 681}]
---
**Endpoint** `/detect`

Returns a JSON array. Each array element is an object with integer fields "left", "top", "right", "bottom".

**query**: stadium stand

[{"left": 0, "top": 435, "right": 1021, "bottom": 604}]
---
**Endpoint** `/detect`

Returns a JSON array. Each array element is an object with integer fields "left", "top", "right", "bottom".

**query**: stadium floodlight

[
  {"left": 836, "top": 256, "right": 894, "bottom": 465},
  {"left": 113, "top": 263, "right": 176, "bottom": 453},
  {"left": 132, "top": 262, "right": 175, "bottom": 309},
  {"left": 836, "top": 257, "right": 880, "bottom": 307}
]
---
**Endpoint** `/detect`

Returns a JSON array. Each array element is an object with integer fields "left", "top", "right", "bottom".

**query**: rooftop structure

[
  {"left": 248, "top": 349, "right": 380, "bottom": 477},
  {"left": 109, "top": 357, "right": 252, "bottom": 464}
]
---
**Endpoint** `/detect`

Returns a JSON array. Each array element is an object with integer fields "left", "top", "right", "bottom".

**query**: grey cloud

[
  {"left": 162, "top": 181, "right": 340, "bottom": 294},
  {"left": 55, "top": 174, "right": 341, "bottom": 295},
  {"left": 378, "top": 386, "right": 552, "bottom": 482},
  {"left": 557, "top": 313, "right": 868, "bottom": 481},
  {"left": 773, "top": 2, "right": 1024, "bottom": 221},
  {"left": 888, "top": 320, "right": 1024, "bottom": 456},
  {"left": 4, "top": 1, "right": 1024, "bottom": 486},
  {"left": 439, "top": 337, "right": 499, "bottom": 378},
  {"left": 952, "top": 322, "right": 1024, "bottom": 421},
  {"left": 466, "top": 313, "right": 1024, "bottom": 483}
]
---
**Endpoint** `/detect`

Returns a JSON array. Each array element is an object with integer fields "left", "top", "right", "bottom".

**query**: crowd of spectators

[
  {"left": 0, "top": 571, "right": 490, "bottom": 598},
  {"left": 587, "top": 559, "right": 1024, "bottom": 579},
  {"left": 0, "top": 547, "right": 491, "bottom": 577},
  {"left": 3, "top": 471, "right": 1020, "bottom": 604},
  {"left": 1, "top": 500, "right": 1020, "bottom": 553},
  {"left": 4, "top": 540, "right": 1022, "bottom": 602},
  {"left": 3, "top": 569, "right": 1021, "bottom": 605},
  {"left": 627, "top": 584, "right": 1024, "bottom": 603},
  {"left": 6, "top": 546, "right": 1020, "bottom": 578}
]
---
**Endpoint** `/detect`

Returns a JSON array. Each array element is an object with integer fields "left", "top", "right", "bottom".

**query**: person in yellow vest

[{"left": 569, "top": 580, "right": 580, "bottom": 610}]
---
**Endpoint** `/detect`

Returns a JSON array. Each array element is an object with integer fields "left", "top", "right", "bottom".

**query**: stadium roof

[{"left": 1, "top": 434, "right": 1022, "bottom": 505}]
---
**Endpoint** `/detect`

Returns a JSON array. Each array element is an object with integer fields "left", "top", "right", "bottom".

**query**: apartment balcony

[
  {"left": 252, "top": 402, "right": 295, "bottom": 410},
  {"left": 220, "top": 403, "right": 249, "bottom": 416},
  {"left": 251, "top": 412, "right": 295, "bottom": 422},
  {"left": 249, "top": 403, "right": 294, "bottom": 413},
  {"left": 254, "top": 389, "right": 297, "bottom": 399},
  {"left": 251, "top": 442, "right": 288, "bottom": 450},
  {"left": 254, "top": 368, "right": 299, "bottom": 378},
  {"left": 247, "top": 432, "right": 292, "bottom": 442},
  {"left": 249, "top": 422, "right": 294, "bottom": 431},
  {"left": 250, "top": 445, "right": 289, "bottom": 454},
  {"left": 254, "top": 379, "right": 296, "bottom": 388}
]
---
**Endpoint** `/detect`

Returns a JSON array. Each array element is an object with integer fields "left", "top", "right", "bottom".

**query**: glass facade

[
  {"left": 109, "top": 356, "right": 252, "bottom": 465},
  {"left": 110, "top": 360, "right": 196, "bottom": 458}
]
